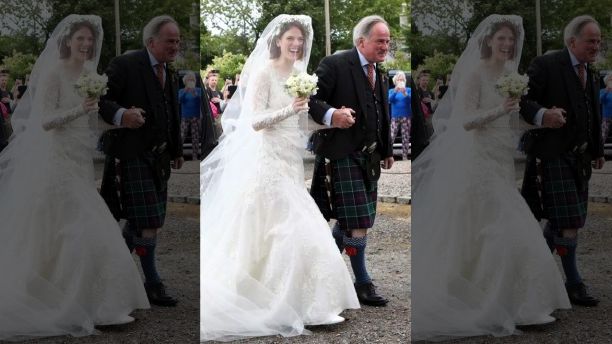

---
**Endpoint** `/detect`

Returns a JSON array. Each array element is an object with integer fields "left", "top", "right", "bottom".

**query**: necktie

[
  {"left": 577, "top": 63, "right": 586, "bottom": 90},
  {"left": 155, "top": 63, "right": 165, "bottom": 89},
  {"left": 367, "top": 63, "right": 375, "bottom": 90}
]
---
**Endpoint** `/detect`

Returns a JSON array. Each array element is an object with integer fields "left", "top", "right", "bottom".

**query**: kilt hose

[
  {"left": 522, "top": 154, "right": 588, "bottom": 231},
  {"left": 311, "top": 152, "right": 378, "bottom": 230}
]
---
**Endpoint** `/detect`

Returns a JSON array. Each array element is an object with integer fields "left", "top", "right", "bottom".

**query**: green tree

[
  {"left": 201, "top": 0, "right": 409, "bottom": 73},
  {"left": 420, "top": 51, "right": 458, "bottom": 80},
  {"left": 412, "top": 0, "right": 612, "bottom": 72},
  {"left": 207, "top": 51, "right": 247, "bottom": 82},
  {"left": 256, "top": 0, "right": 407, "bottom": 71},
  {"left": 1, "top": 51, "right": 38, "bottom": 79}
]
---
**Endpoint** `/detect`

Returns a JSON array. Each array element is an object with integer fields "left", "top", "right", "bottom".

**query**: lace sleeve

[
  {"left": 39, "top": 73, "right": 87, "bottom": 131},
  {"left": 249, "top": 72, "right": 296, "bottom": 131},
  {"left": 458, "top": 72, "right": 507, "bottom": 131}
]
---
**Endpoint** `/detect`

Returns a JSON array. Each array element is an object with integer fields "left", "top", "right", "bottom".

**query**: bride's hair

[
  {"left": 58, "top": 20, "right": 99, "bottom": 60},
  {"left": 268, "top": 19, "right": 309, "bottom": 60},
  {"left": 480, "top": 20, "right": 519, "bottom": 60}
]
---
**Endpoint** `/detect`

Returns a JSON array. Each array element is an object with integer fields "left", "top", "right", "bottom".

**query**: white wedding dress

[
  {"left": 411, "top": 61, "right": 571, "bottom": 340},
  {"left": 200, "top": 64, "right": 360, "bottom": 341},
  {"left": 0, "top": 64, "right": 149, "bottom": 340}
]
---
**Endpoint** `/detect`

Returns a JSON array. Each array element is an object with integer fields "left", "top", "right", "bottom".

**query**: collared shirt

[
  {"left": 534, "top": 49, "right": 588, "bottom": 126},
  {"left": 322, "top": 49, "right": 376, "bottom": 126},
  {"left": 112, "top": 49, "right": 166, "bottom": 126}
]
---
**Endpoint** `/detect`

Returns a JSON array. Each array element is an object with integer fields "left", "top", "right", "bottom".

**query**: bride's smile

[{"left": 67, "top": 27, "right": 95, "bottom": 62}]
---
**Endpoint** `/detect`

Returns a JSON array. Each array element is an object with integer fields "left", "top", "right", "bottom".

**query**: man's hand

[
  {"left": 541, "top": 106, "right": 567, "bottom": 128},
  {"left": 331, "top": 107, "right": 356, "bottom": 129},
  {"left": 382, "top": 156, "right": 394, "bottom": 169},
  {"left": 121, "top": 107, "right": 146, "bottom": 129},
  {"left": 172, "top": 157, "right": 184, "bottom": 170},
  {"left": 593, "top": 156, "right": 605, "bottom": 169}
]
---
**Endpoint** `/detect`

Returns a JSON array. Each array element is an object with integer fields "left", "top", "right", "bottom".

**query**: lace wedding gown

[
  {"left": 201, "top": 66, "right": 359, "bottom": 341},
  {"left": 0, "top": 66, "right": 149, "bottom": 340},
  {"left": 411, "top": 65, "right": 571, "bottom": 341}
]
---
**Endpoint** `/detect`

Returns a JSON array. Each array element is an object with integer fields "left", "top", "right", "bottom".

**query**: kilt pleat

[
  {"left": 540, "top": 156, "right": 588, "bottom": 230},
  {"left": 310, "top": 152, "right": 378, "bottom": 230},
  {"left": 119, "top": 157, "right": 168, "bottom": 230}
]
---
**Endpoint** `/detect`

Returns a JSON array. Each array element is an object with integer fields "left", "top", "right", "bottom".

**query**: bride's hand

[
  {"left": 82, "top": 97, "right": 99, "bottom": 112},
  {"left": 503, "top": 97, "right": 520, "bottom": 113},
  {"left": 292, "top": 97, "right": 309, "bottom": 114}
]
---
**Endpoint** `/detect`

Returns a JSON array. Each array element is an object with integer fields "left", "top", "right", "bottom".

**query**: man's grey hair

[
  {"left": 352, "top": 15, "right": 388, "bottom": 46},
  {"left": 142, "top": 15, "right": 179, "bottom": 47},
  {"left": 563, "top": 15, "right": 599, "bottom": 47}
]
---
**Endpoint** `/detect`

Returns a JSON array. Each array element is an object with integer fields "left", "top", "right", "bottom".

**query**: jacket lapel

[
  {"left": 348, "top": 48, "right": 369, "bottom": 119},
  {"left": 139, "top": 50, "right": 160, "bottom": 92},
  {"left": 559, "top": 49, "right": 583, "bottom": 117}
]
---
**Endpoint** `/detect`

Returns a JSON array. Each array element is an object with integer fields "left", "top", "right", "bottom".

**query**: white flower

[
  {"left": 496, "top": 72, "right": 529, "bottom": 98},
  {"left": 285, "top": 72, "right": 318, "bottom": 98},
  {"left": 75, "top": 72, "right": 108, "bottom": 98}
]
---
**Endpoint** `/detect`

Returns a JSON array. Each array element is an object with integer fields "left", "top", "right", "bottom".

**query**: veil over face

[
  {"left": 11, "top": 15, "right": 103, "bottom": 131},
  {"left": 0, "top": 15, "right": 104, "bottom": 205},
  {"left": 200, "top": 14, "right": 314, "bottom": 199},
  {"left": 432, "top": 14, "right": 524, "bottom": 132},
  {"left": 220, "top": 14, "right": 314, "bottom": 129}
]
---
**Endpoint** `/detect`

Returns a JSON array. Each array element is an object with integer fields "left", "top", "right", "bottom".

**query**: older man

[
  {"left": 520, "top": 15, "right": 604, "bottom": 307},
  {"left": 309, "top": 15, "right": 394, "bottom": 307},
  {"left": 99, "top": 15, "right": 183, "bottom": 307}
]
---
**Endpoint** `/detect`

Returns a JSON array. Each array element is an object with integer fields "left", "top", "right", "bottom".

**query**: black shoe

[
  {"left": 145, "top": 282, "right": 178, "bottom": 307},
  {"left": 354, "top": 282, "right": 388, "bottom": 307},
  {"left": 566, "top": 283, "right": 599, "bottom": 307}
]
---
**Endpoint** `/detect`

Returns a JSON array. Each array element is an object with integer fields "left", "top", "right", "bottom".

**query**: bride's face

[
  {"left": 67, "top": 27, "right": 95, "bottom": 62},
  {"left": 488, "top": 27, "right": 515, "bottom": 62},
  {"left": 277, "top": 26, "right": 304, "bottom": 62}
]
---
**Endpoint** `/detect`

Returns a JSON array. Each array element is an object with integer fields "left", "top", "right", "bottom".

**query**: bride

[
  {"left": 411, "top": 15, "right": 570, "bottom": 341},
  {"left": 200, "top": 14, "right": 359, "bottom": 341},
  {"left": 0, "top": 15, "right": 149, "bottom": 340}
]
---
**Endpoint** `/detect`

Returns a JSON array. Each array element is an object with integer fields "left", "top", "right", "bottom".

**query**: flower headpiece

[
  {"left": 271, "top": 15, "right": 312, "bottom": 42},
  {"left": 58, "top": 15, "right": 101, "bottom": 42}
]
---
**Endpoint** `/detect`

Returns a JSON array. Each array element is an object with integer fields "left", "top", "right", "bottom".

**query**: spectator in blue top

[
  {"left": 600, "top": 73, "right": 612, "bottom": 144},
  {"left": 179, "top": 71, "right": 202, "bottom": 160},
  {"left": 388, "top": 71, "right": 411, "bottom": 159}
]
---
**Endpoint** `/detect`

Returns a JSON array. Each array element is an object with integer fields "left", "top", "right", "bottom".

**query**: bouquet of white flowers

[
  {"left": 75, "top": 72, "right": 108, "bottom": 98},
  {"left": 495, "top": 72, "right": 529, "bottom": 98},
  {"left": 285, "top": 72, "right": 318, "bottom": 98}
]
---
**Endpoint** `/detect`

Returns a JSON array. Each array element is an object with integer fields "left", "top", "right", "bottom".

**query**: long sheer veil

[
  {"left": 411, "top": 15, "right": 527, "bottom": 340},
  {"left": 200, "top": 14, "right": 313, "bottom": 211},
  {"left": 0, "top": 14, "right": 103, "bottom": 229},
  {"left": 412, "top": 14, "right": 524, "bottom": 196},
  {"left": 200, "top": 14, "right": 315, "bottom": 341},
  {"left": 430, "top": 14, "right": 524, "bottom": 133}
]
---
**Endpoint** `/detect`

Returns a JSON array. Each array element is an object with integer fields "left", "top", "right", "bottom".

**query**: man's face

[
  {"left": 569, "top": 22, "right": 601, "bottom": 63},
  {"left": 357, "top": 22, "right": 390, "bottom": 63},
  {"left": 148, "top": 22, "right": 181, "bottom": 63},
  {"left": 208, "top": 76, "right": 218, "bottom": 89},
  {"left": 0, "top": 75, "right": 8, "bottom": 89}
]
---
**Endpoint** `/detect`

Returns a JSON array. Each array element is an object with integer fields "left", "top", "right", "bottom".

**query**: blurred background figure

[
  {"left": 600, "top": 73, "right": 612, "bottom": 144},
  {"left": 179, "top": 71, "right": 202, "bottom": 160},
  {"left": 388, "top": 71, "right": 411, "bottom": 160}
]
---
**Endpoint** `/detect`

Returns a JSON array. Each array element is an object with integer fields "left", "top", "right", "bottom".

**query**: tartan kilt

[
  {"left": 310, "top": 152, "right": 378, "bottom": 230},
  {"left": 119, "top": 157, "right": 168, "bottom": 230},
  {"left": 539, "top": 156, "right": 589, "bottom": 230}
]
